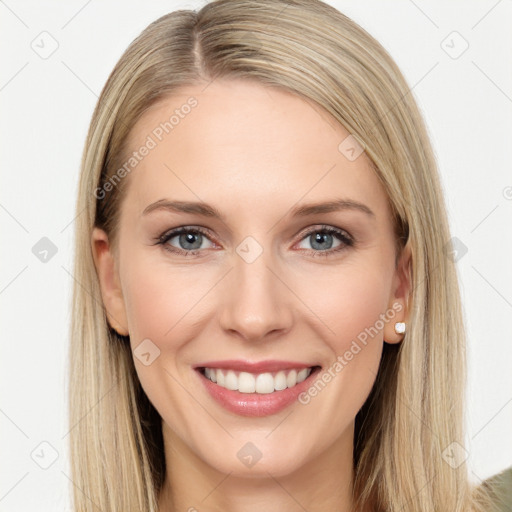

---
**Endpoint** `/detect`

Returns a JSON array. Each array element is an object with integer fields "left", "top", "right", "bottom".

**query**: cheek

[
  {"left": 300, "top": 261, "right": 392, "bottom": 352},
  {"left": 119, "top": 253, "right": 206, "bottom": 431},
  {"left": 120, "top": 251, "right": 210, "bottom": 342},
  {"left": 296, "top": 261, "right": 391, "bottom": 402},
  {"left": 293, "top": 266, "right": 390, "bottom": 430}
]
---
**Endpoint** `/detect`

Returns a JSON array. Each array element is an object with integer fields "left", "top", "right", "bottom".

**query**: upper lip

[{"left": 193, "top": 359, "right": 319, "bottom": 374}]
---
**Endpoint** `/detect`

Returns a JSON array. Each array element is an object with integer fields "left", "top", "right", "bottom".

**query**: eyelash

[{"left": 155, "top": 225, "right": 354, "bottom": 258}]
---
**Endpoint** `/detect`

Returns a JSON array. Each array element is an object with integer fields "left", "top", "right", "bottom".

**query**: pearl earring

[{"left": 394, "top": 322, "right": 406, "bottom": 334}]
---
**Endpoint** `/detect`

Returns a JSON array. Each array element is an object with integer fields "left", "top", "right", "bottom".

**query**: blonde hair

[{"left": 67, "top": 0, "right": 495, "bottom": 510}]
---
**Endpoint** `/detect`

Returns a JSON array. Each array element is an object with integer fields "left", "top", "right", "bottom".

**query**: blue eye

[
  {"left": 296, "top": 225, "right": 354, "bottom": 257},
  {"left": 157, "top": 226, "right": 214, "bottom": 256},
  {"left": 156, "top": 224, "right": 354, "bottom": 258}
]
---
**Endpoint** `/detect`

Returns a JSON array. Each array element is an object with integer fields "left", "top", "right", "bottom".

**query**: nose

[{"left": 218, "top": 247, "right": 294, "bottom": 343}]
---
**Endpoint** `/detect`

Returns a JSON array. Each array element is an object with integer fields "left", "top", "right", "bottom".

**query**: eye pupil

[
  {"left": 180, "top": 232, "right": 202, "bottom": 250},
  {"left": 311, "top": 232, "right": 333, "bottom": 250}
]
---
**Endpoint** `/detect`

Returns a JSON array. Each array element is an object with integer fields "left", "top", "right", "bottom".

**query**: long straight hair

[{"left": 68, "top": 1, "right": 494, "bottom": 510}]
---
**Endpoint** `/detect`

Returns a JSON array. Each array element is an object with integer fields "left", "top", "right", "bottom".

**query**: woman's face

[{"left": 92, "top": 78, "right": 410, "bottom": 478}]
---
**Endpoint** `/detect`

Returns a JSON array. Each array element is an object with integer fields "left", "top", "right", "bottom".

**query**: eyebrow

[{"left": 141, "top": 198, "right": 376, "bottom": 220}]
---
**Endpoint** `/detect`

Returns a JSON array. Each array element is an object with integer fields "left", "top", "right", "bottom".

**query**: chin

[{"left": 199, "top": 440, "right": 310, "bottom": 479}]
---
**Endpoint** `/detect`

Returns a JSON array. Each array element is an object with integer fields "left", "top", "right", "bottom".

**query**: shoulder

[{"left": 479, "top": 466, "right": 512, "bottom": 512}]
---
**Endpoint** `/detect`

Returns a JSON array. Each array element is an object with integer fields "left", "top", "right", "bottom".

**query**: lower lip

[{"left": 195, "top": 367, "right": 321, "bottom": 417}]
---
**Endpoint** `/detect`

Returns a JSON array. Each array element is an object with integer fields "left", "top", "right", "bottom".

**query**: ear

[
  {"left": 91, "top": 227, "right": 129, "bottom": 336},
  {"left": 384, "top": 240, "right": 412, "bottom": 344}
]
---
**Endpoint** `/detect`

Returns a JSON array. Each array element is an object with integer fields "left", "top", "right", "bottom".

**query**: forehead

[{"left": 121, "top": 78, "right": 390, "bottom": 222}]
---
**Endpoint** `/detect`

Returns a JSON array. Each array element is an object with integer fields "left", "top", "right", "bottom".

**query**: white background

[{"left": 1, "top": 0, "right": 511, "bottom": 510}]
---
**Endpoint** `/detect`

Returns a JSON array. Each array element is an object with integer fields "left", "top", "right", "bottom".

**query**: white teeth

[
  {"left": 255, "top": 373, "right": 274, "bottom": 394},
  {"left": 297, "top": 368, "right": 309, "bottom": 383},
  {"left": 202, "top": 367, "right": 313, "bottom": 394},
  {"left": 238, "top": 372, "right": 256, "bottom": 393},
  {"left": 274, "top": 371, "right": 287, "bottom": 391},
  {"left": 286, "top": 369, "right": 297, "bottom": 388},
  {"left": 205, "top": 367, "right": 218, "bottom": 382},
  {"left": 225, "top": 370, "right": 238, "bottom": 391}
]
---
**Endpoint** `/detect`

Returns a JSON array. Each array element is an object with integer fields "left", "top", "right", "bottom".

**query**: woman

[{"left": 68, "top": 0, "right": 495, "bottom": 510}]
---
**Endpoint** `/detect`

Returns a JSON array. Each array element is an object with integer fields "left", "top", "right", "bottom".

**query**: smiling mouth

[{"left": 197, "top": 366, "right": 322, "bottom": 394}]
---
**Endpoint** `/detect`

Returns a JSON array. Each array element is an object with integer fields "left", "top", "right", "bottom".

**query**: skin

[{"left": 92, "top": 78, "right": 411, "bottom": 512}]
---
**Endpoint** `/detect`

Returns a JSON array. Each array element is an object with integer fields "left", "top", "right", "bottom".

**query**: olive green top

[{"left": 480, "top": 466, "right": 512, "bottom": 512}]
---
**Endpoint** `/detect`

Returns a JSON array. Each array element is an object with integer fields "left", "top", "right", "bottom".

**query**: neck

[{"left": 157, "top": 419, "right": 362, "bottom": 512}]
